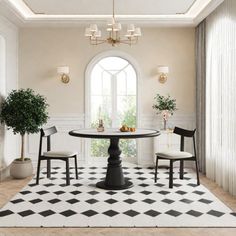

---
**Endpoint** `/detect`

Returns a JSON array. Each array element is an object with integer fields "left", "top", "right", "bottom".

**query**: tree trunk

[{"left": 20, "top": 134, "right": 25, "bottom": 161}]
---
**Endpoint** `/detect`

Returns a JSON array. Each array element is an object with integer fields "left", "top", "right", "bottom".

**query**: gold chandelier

[{"left": 84, "top": 0, "right": 142, "bottom": 46}]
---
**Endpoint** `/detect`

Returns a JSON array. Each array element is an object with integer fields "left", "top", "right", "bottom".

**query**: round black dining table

[{"left": 69, "top": 128, "right": 160, "bottom": 190}]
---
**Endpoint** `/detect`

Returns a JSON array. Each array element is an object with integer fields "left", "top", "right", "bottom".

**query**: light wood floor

[{"left": 0, "top": 173, "right": 236, "bottom": 236}]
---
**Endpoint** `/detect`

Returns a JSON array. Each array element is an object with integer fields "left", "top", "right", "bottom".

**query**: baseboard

[{"left": 0, "top": 165, "right": 10, "bottom": 181}]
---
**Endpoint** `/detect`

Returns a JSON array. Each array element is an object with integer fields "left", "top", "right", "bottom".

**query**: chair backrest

[
  {"left": 41, "top": 126, "right": 57, "bottom": 137},
  {"left": 173, "top": 126, "right": 196, "bottom": 156},
  {"left": 39, "top": 126, "right": 57, "bottom": 157}
]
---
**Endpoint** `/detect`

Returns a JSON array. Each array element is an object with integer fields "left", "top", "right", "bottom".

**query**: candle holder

[{"left": 97, "top": 119, "right": 105, "bottom": 132}]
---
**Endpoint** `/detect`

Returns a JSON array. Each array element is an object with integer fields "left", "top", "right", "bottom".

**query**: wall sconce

[
  {"left": 57, "top": 66, "right": 70, "bottom": 84},
  {"left": 157, "top": 66, "right": 169, "bottom": 84}
]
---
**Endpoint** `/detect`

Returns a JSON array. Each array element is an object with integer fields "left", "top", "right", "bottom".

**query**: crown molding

[
  {"left": 1, "top": 0, "right": 224, "bottom": 27},
  {"left": 192, "top": 0, "right": 224, "bottom": 25}
]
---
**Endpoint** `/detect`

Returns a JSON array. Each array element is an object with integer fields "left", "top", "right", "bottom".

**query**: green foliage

[
  {"left": 90, "top": 110, "right": 111, "bottom": 157},
  {"left": 120, "top": 96, "right": 136, "bottom": 127},
  {"left": 119, "top": 96, "right": 136, "bottom": 158},
  {"left": 152, "top": 94, "right": 177, "bottom": 115},
  {"left": 0, "top": 88, "right": 49, "bottom": 135},
  {"left": 120, "top": 139, "right": 136, "bottom": 158},
  {"left": 91, "top": 139, "right": 110, "bottom": 157},
  {"left": 91, "top": 96, "right": 137, "bottom": 158}
]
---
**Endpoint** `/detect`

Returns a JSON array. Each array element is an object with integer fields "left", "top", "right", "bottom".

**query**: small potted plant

[
  {"left": 0, "top": 88, "right": 49, "bottom": 179},
  {"left": 152, "top": 94, "right": 177, "bottom": 130}
]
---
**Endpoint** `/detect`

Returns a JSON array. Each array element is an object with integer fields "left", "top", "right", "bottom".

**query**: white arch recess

[
  {"left": 0, "top": 35, "right": 6, "bottom": 97},
  {"left": 84, "top": 50, "right": 142, "bottom": 163},
  {"left": 0, "top": 35, "right": 6, "bottom": 168}
]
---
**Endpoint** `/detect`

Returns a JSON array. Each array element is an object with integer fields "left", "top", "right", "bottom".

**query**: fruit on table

[
  {"left": 120, "top": 125, "right": 136, "bottom": 132},
  {"left": 120, "top": 125, "right": 129, "bottom": 132},
  {"left": 129, "top": 127, "right": 136, "bottom": 132}
]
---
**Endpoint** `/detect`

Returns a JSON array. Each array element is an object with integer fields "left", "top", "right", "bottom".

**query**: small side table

[{"left": 153, "top": 129, "right": 180, "bottom": 167}]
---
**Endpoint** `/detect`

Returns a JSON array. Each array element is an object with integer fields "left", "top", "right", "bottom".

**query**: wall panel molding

[
  {"left": 27, "top": 113, "right": 195, "bottom": 169},
  {"left": 138, "top": 113, "right": 196, "bottom": 165},
  {"left": 26, "top": 115, "right": 85, "bottom": 168}
]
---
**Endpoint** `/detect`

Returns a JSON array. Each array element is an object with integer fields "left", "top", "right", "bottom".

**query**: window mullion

[{"left": 111, "top": 74, "right": 118, "bottom": 128}]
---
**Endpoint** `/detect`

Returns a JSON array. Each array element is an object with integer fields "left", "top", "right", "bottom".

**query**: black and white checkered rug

[{"left": 1, "top": 164, "right": 236, "bottom": 227}]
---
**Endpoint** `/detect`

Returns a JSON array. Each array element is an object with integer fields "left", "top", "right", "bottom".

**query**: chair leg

[
  {"left": 195, "top": 159, "right": 200, "bottom": 185},
  {"left": 74, "top": 155, "right": 78, "bottom": 179},
  {"left": 65, "top": 159, "right": 70, "bottom": 185},
  {"left": 47, "top": 159, "right": 51, "bottom": 178},
  {"left": 36, "top": 159, "right": 41, "bottom": 185},
  {"left": 169, "top": 160, "right": 173, "bottom": 188},
  {"left": 180, "top": 160, "right": 184, "bottom": 179},
  {"left": 154, "top": 156, "right": 159, "bottom": 183}
]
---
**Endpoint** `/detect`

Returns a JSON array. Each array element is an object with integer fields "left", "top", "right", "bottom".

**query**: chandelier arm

[
  {"left": 89, "top": 38, "right": 107, "bottom": 45},
  {"left": 119, "top": 37, "right": 139, "bottom": 45}
]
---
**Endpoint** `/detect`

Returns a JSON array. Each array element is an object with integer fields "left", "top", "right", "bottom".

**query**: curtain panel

[
  {"left": 196, "top": 20, "right": 206, "bottom": 174},
  {"left": 206, "top": 0, "right": 236, "bottom": 196}
]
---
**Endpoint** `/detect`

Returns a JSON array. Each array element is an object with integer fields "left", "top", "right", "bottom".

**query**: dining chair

[
  {"left": 36, "top": 126, "right": 78, "bottom": 185},
  {"left": 154, "top": 126, "right": 200, "bottom": 188}
]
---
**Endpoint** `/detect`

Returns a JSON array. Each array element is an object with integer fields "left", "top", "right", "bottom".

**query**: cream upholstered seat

[
  {"left": 156, "top": 151, "right": 192, "bottom": 159},
  {"left": 43, "top": 151, "right": 78, "bottom": 158}
]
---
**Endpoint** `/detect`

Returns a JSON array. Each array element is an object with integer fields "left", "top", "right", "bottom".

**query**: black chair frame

[
  {"left": 154, "top": 126, "right": 200, "bottom": 188},
  {"left": 36, "top": 126, "right": 78, "bottom": 185}
]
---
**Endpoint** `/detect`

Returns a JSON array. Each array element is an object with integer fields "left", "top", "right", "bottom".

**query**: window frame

[{"left": 85, "top": 50, "right": 142, "bottom": 164}]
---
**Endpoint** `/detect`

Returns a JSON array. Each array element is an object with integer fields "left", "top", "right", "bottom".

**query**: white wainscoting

[
  {"left": 138, "top": 114, "right": 196, "bottom": 166},
  {"left": 26, "top": 114, "right": 195, "bottom": 170},
  {"left": 26, "top": 115, "right": 85, "bottom": 169}
]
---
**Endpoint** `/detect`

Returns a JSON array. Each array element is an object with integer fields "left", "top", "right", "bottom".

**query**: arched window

[{"left": 86, "top": 53, "right": 139, "bottom": 163}]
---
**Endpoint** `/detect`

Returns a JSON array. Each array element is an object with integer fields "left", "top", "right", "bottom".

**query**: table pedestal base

[
  {"left": 96, "top": 138, "right": 133, "bottom": 190},
  {"left": 96, "top": 180, "right": 133, "bottom": 190}
]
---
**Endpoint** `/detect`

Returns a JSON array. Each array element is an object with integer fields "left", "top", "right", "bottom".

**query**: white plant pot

[{"left": 10, "top": 159, "right": 33, "bottom": 179}]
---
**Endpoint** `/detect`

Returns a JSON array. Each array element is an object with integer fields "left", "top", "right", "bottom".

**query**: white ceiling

[
  {"left": 23, "top": 0, "right": 196, "bottom": 15},
  {"left": 0, "top": 0, "right": 224, "bottom": 27}
]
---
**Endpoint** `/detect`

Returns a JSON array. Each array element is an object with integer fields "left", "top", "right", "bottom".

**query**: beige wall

[{"left": 19, "top": 27, "right": 195, "bottom": 117}]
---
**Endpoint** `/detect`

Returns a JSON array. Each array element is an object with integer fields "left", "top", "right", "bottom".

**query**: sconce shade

[
  {"left": 57, "top": 66, "right": 70, "bottom": 84},
  {"left": 57, "top": 66, "right": 69, "bottom": 75},
  {"left": 157, "top": 66, "right": 169, "bottom": 74},
  {"left": 157, "top": 66, "right": 169, "bottom": 84}
]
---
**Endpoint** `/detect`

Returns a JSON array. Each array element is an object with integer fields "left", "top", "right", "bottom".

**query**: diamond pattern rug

[{"left": 0, "top": 164, "right": 236, "bottom": 227}]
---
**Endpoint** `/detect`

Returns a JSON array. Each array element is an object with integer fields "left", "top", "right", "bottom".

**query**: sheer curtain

[{"left": 206, "top": 0, "right": 236, "bottom": 196}]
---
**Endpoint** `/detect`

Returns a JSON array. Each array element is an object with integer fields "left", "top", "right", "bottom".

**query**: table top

[{"left": 69, "top": 128, "right": 160, "bottom": 139}]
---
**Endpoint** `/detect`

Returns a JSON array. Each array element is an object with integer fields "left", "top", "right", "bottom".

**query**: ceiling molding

[
  {"left": 192, "top": 0, "right": 224, "bottom": 25},
  {"left": 1, "top": 0, "right": 224, "bottom": 27}
]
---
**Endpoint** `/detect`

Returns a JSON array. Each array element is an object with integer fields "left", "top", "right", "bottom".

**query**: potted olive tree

[
  {"left": 0, "top": 88, "right": 48, "bottom": 178},
  {"left": 152, "top": 94, "right": 177, "bottom": 130}
]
